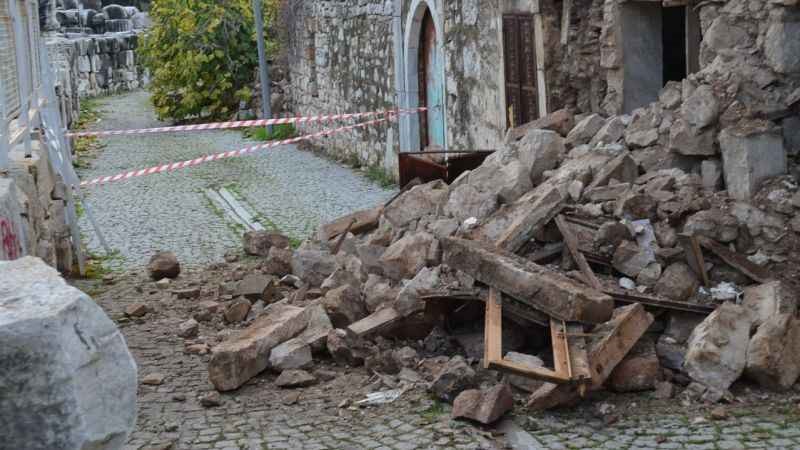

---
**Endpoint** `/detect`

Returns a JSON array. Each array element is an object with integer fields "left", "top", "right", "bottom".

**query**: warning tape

[
  {"left": 67, "top": 107, "right": 427, "bottom": 138},
  {"left": 79, "top": 109, "right": 418, "bottom": 187}
]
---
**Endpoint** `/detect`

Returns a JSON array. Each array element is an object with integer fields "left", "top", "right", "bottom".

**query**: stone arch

[{"left": 403, "top": 0, "right": 447, "bottom": 151}]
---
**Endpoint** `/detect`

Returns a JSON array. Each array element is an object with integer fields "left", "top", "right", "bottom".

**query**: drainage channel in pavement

[{"left": 205, "top": 186, "right": 265, "bottom": 232}]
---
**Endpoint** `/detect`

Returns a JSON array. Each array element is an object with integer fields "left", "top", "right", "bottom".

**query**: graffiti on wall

[{"left": 0, "top": 217, "right": 20, "bottom": 260}]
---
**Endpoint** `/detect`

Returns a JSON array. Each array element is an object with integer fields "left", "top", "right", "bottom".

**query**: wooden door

[
  {"left": 418, "top": 9, "right": 445, "bottom": 150},
  {"left": 503, "top": 14, "right": 539, "bottom": 129}
]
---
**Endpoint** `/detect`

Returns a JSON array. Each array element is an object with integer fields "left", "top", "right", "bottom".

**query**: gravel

[{"left": 78, "top": 90, "right": 395, "bottom": 269}]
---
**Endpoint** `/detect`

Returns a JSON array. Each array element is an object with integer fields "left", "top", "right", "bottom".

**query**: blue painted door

[{"left": 419, "top": 10, "right": 445, "bottom": 149}]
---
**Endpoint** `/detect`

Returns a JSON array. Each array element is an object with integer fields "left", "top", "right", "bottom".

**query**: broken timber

[
  {"left": 696, "top": 236, "right": 773, "bottom": 283},
  {"left": 679, "top": 233, "right": 710, "bottom": 287},
  {"left": 527, "top": 304, "right": 654, "bottom": 410},
  {"left": 482, "top": 289, "right": 589, "bottom": 385},
  {"left": 442, "top": 237, "right": 614, "bottom": 324},
  {"left": 555, "top": 215, "right": 603, "bottom": 290}
]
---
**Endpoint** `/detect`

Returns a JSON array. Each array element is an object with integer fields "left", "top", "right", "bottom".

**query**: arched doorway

[{"left": 404, "top": 1, "right": 445, "bottom": 151}]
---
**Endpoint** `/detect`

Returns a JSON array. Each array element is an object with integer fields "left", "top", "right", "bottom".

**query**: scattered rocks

[
  {"left": 223, "top": 298, "right": 252, "bottom": 324},
  {"left": 452, "top": 384, "right": 514, "bottom": 425},
  {"left": 142, "top": 373, "right": 165, "bottom": 386},
  {"left": 125, "top": 302, "right": 151, "bottom": 317},
  {"left": 243, "top": 231, "right": 290, "bottom": 256},
  {"left": 177, "top": 319, "right": 199, "bottom": 339},
  {"left": 275, "top": 369, "right": 317, "bottom": 388},
  {"left": 428, "top": 356, "right": 477, "bottom": 402},
  {"left": 655, "top": 262, "right": 699, "bottom": 302},
  {"left": 199, "top": 391, "right": 222, "bottom": 407},
  {"left": 147, "top": 251, "right": 181, "bottom": 280}
]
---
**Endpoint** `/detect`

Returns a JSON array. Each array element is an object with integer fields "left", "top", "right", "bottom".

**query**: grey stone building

[{"left": 287, "top": 0, "right": 800, "bottom": 177}]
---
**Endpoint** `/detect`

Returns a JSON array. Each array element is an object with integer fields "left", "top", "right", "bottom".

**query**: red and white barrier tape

[
  {"left": 68, "top": 107, "right": 426, "bottom": 138},
  {"left": 79, "top": 110, "right": 415, "bottom": 187}
]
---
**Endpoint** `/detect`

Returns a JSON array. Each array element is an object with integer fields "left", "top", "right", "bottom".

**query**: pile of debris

[{"left": 133, "top": 80, "right": 800, "bottom": 425}]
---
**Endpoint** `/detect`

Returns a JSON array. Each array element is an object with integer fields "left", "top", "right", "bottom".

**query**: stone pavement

[
  {"left": 77, "top": 90, "right": 394, "bottom": 269},
  {"left": 76, "top": 273, "right": 800, "bottom": 450}
]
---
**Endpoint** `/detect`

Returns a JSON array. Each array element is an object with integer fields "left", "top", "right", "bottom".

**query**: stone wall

[
  {"left": 288, "top": 1, "right": 398, "bottom": 170},
  {"left": 46, "top": 31, "right": 147, "bottom": 128},
  {"left": 1, "top": 139, "right": 75, "bottom": 272},
  {"left": 287, "top": 0, "right": 799, "bottom": 178}
]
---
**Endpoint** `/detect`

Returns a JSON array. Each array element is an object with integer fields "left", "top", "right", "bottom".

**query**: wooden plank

[
  {"left": 527, "top": 304, "right": 654, "bottom": 410},
  {"left": 347, "top": 307, "right": 401, "bottom": 337},
  {"left": 555, "top": 215, "right": 603, "bottom": 290},
  {"left": 488, "top": 358, "right": 571, "bottom": 384},
  {"left": 320, "top": 206, "right": 382, "bottom": 241},
  {"left": 442, "top": 237, "right": 614, "bottom": 324},
  {"left": 566, "top": 323, "right": 591, "bottom": 383},
  {"left": 679, "top": 233, "right": 710, "bottom": 287},
  {"left": 696, "top": 236, "right": 773, "bottom": 283},
  {"left": 550, "top": 319, "right": 571, "bottom": 378},
  {"left": 605, "top": 289, "right": 715, "bottom": 315},
  {"left": 331, "top": 218, "right": 357, "bottom": 255},
  {"left": 484, "top": 288, "right": 503, "bottom": 367}
]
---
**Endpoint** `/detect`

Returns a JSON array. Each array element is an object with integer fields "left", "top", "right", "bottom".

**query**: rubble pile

[{"left": 127, "top": 73, "right": 800, "bottom": 425}]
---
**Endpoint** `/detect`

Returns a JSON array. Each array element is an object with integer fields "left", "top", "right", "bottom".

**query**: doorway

[
  {"left": 417, "top": 8, "right": 445, "bottom": 150},
  {"left": 621, "top": 2, "right": 699, "bottom": 113}
]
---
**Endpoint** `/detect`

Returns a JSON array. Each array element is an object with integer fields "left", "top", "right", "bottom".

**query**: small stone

[
  {"left": 452, "top": 384, "right": 513, "bottom": 425},
  {"left": 654, "top": 381, "right": 674, "bottom": 399},
  {"left": 142, "top": 373, "right": 165, "bottom": 386},
  {"left": 243, "top": 231, "right": 290, "bottom": 256},
  {"left": 171, "top": 394, "right": 186, "bottom": 402},
  {"left": 177, "top": 319, "right": 199, "bottom": 339},
  {"left": 147, "top": 251, "right": 181, "bottom": 280},
  {"left": 125, "top": 302, "right": 150, "bottom": 317},
  {"left": 275, "top": 369, "right": 317, "bottom": 388},
  {"left": 315, "top": 369, "right": 337, "bottom": 381},
  {"left": 155, "top": 278, "right": 171, "bottom": 289},
  {"left": 172, "top": 287, "right": 201, "bottom": 299},
  {"left": 428, "top": 356, "right": 477, "bottom": 402},
  {"left": 185, "top": 343, "right": 209, "bottom": 355},
  {"left": 200, "top": 391, "right": 222, "bottom": 407},
  {"left": 655, "top": 262, "right": 699, "bottom": 302},
  {"left": 283, "top": 391, "right": 301, "bottom": 405},
  {"left": 710, "top": 406, "right": 729, "bottom": 420},
  {"left": 224, "top": 298, "right": 251, "bottom": 324},
  {"left": 619, "top": 277, "right": 636, "bottom": 290}
]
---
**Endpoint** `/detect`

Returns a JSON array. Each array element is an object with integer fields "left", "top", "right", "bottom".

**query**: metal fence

[{"left": 0, "top": 0, "right": 104, "bottom": 273}]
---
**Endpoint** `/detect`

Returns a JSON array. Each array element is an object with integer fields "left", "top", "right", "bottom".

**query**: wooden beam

[
  {"left": 566, "top": 323, "right": 592, "bottom": 384},
  {"left": 484, "top": 288, "right": 503, "bottom": 367},
  {"left": 696, "top": 236, "right": 773, "bottom": 283},
  {"left": 679, "top": 233, "right": 710, "bottom": 287},
  {"left": 488, "top": 358, "right": 571, "bottom": 384},
  {"left": 442, "top": 237, "right": 615, "bottom": 324},
  {"left": 555, "top": 215, "right": 603, "bottom": 290}
]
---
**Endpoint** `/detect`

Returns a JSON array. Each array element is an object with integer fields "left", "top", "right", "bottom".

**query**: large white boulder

[{"left": 0, "top": 257, "right": 137, "bottom": 450}]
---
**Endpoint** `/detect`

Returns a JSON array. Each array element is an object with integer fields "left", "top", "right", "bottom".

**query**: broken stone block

[
  {"left": 655, "top": 262, "right": 699, "bottom": 302},
  {"left": 745, "top": 313, "right": 800, "bottom": 391},
  {"left": 236, "top": 274, "right": 275, "bottom": 302},
  {"left": 612, "top": 241, "right": 654, "bottom": 278},
  {"left": 428, "top": 356, "right": 477, "bottom": 402},
  {"left": 265, "top": 246, "right": 293, "bottom": 277},
  {"left": 224, "top": 298, "right": 251, "bottom": 324},
  {"left": 393, "top": 265, "right": 442, "bottom": 315},
  {"left": 0, "top": 257, "right": 137, "bottom": 450},
  {"left": 365, "top": 350, "right": 401, "bottom": 375},
  {"left": 356, "top": 244, "right": 386, "bottom": 276},
  {"left": 243, "top": 231, "right": 290, "bottom": 256},
  {"left": 742, "top": 281, "right": 797, "bottom": 329},
  {"left": 275, "top": 369, "right": 317, "bottom": 388},
  {"left": 291, "top": 249, "right": 337, "bottom": 287},
  {"left": 566, "top": 113, "right": 606, "bottom": 147},
  {"left": 764, "top": 21, "right": 800, "bottom": 74},
  {"left": 209, "top": 304, "right": 310, "bottom": 391},
  {"left": 177, "top": 319, "right": 199, "bottom": 339},
  {"left": 442, "top": 237, "right": 613, "bottom": 324},
  {"left": 268, "top": 340, "right": 313, "bottom": 371},
  {"left": 452, "top": 384, "right": 514, "bottom": 425},
  {"left": 322, "top": 284, "right": 366, "bottom": 328},
  {"left": 383, "top": 180, "right": 449, "bottom": 229},
  {"left": 326, "top": 328, "right": 368, "bottom": 366},
  {"left": 682, "top": 210, "right": 738, "bottom": 243},
  {"left": 656, "top": 312, "right": 706, "bottom": 371},
  {"left": 681, "top": 85, "right": 719, "bottom": 129},
  {"left": 444, "top": 183, "right": 500, "bottom": 222},
  {"left": 590, "top": 116, "right": 625, "bottom": 147},
  {"left": 195, "top": 300, "right": 222, "bottom": 322},
  {"left": 125, "top": 302, "right": 150, "bottom": 317},
  {"left": 684, "top": 302, "right": 752, "bottom": 395},
  {"left": 720, "top": 123, "right": 787, "bottom": 201},
  {"left": 507, "top": 108, "right": 575, "bottom": 140},
  {"left": 147, "top": 251, "right": 180, "bottom": 280},
  {"left": 363, "top": 275, "right": 398, "bottom": 313},
  {"left": 668, "top": 119, "right": 716, "bottom": 156},
  {"left": 608, "top": 338, "right": 660, "bottom": 392},
  {"left": 595, "top": 221, "right": 633, "bottom": 248},
  {"left": 701, "top": 159, "right": 723, "bottom": 191},
  {"left": 504, "top": 352, "right": 545, "bottom": 393},
  {"left": 379, "top": 231, "right": 435, "bottom": 281}
]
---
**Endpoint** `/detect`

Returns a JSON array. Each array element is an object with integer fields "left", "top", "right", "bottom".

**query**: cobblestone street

[
  {"left": 77, "top": 91, "right": 394, "bottom": 269},
  {"left": 72, "top": 269, "right": 800, "bottom": 450}
]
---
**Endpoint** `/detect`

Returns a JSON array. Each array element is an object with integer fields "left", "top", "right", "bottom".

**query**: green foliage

[
  {"left": 141, "top": 0, "right": 281, "bottom": 122},
  {"left": 363, "top": 165, "right": 397, "bottom": 188},
  {"left": 72, "top": 98, "right": 105, "bottom": 169},
  {"left": 244, "top": 123, "right": 297, "bottom": 141}
]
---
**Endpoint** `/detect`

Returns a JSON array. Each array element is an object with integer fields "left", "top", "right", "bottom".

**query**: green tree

[{"left": 141, "top": 0, "right": 280, "bottom": 122}]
